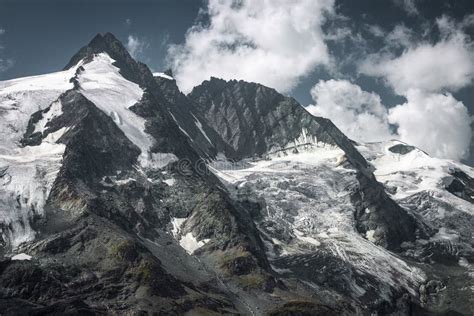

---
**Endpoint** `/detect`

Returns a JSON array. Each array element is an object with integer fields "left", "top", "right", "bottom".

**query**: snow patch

[
  {"left": 192, "top": 114, "right": 213, "bottom": 145},
  {"left": 179, "top": 233, "right": 210, "bottom": 255},
  {"left": 366, "top": 230, "right": 376, "bottom": 242},
  {"left": 114, "top": 178, "right": 136, "bottom": 186},
  {"left": 0, "top": 65, "right": 81, "bottom": 248},
  {"left": 153, "top": 72, "right": 174, "bottom": 80},
  {"left": 169, "top": 112, "right": 192, "bottom": 140},
  {"left": 11, "top": 253, "right": 32, "bottom": 261},
  {"left": 170, "top": 217, "right": 210, "bottom": 254},
  {"left": 164, "top": 178, "right": 176, "bottom": 186},
  {"left": 144, "top": 153, "right": 178, "bottom": 170},
  {"left": 78, "top": 53, "right": 158, "bottom": 168},
  {"left": 170, "top": 217, "right": 186, "bottom": 238},
  {"left": 294, "top": 229, "right": 321, "bottom": 246},
  {"left": 430, "top": 227, "right": 459, "bottom": 242}
]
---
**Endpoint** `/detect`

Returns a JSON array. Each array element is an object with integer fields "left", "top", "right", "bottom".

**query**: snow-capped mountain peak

[{"left": 0, "top": 33, "right": 472, "bottom": 315}]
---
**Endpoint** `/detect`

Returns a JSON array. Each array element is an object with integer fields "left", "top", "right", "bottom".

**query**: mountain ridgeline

[{"left": 0, "top": 33, "right": 472, "bottom": 315}]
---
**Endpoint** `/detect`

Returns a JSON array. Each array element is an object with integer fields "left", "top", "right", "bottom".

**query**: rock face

[
  {"left": 0, "top": 33, "right": 472, "bottom": 315},
  {"left": 446, "top": 169, "right": 474, "bottom": 204},
  {"left": 188, "top": 78, "right": 429, "bottom": 250}
]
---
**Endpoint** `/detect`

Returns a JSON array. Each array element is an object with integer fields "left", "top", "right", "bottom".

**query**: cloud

[
  {"left": 0, "top": 58, "right": 13, "bottom": 72},
  {"left": 324, "top": 26, "right": 352, "bottom": 41},
  {"left": 366, "top": 24, "right": 385, "bottom": 38},
  {"left": 393, "top": 0, "right": 418, "bottom": 16},
  {"left": 357, "top": 17, "right": 474, "bottom": 160},
  {"left": 388, "top": 89, "right": 472, "bottom": 160},
  {"left": 360, "top": 35, "right": 474, "bottom": 95},
  {"left": 306, "top": 80, "right": 393, "bottom": 142},
  {"left": 384, "top": 24, "right": 414, "bottom": 48},
  {"left": 0, "top": 28, "right": 13, "bottom": 73},
  {"left": 460, "top": 14, "right": 474, "bottom": 28},
  {"left": 167, "top": 0, "right": 335, "bottom": 93},
  {"left": 126, "top": 35, "right": 148, "bottom": 59},
  {"left": 306, "top": 80, "right": 472, "bottom": 161}
]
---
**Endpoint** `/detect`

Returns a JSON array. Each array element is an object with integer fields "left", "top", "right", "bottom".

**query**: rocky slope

[{"left": 0, "top": 33, "right": 472, "bottom": 315}]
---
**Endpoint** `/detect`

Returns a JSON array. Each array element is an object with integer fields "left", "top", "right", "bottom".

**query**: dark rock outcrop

[
  {"left": 187, "top": 77, "right": 429, "bottom": 250},
  {"left": 389, "top": 143, "right": 416, "bottom": 155},
  {"left": 446, "top": 169, "right": 474, "bottom": 204}
]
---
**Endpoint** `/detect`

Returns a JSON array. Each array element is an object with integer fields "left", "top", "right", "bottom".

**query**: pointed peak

[
  {"left": 88, "top": 32, "right": 125, "bottom": 52},
  {"left": 63, "top": 32, "right": 132, "bottom": 70},
  {"left": 62, "top": 32, "right": 157, "bottom": 88}
]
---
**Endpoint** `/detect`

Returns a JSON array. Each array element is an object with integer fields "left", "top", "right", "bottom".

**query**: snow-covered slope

[
  {"left": 0, "top": 52, "right": 176, "bottom": 249},
  {"left": 208, "top": 136, "right": 474, "bottom": 310},
  {"left": 78, "top": 53, "right": 179, "bottom": 170},
  {"left": 358, "top": 140, "right": 474, "bottom": 246},
  {"left": 359, "top": 140, "right": 474, "bottom": 291},
  {"left": 0, "top": 67, "right": 80, "bottom": 248},
  {"left": 78, "top": 54, "right": 149, "bottom": 163},
  {"left": 359, "top": 140, "right": 474, "bottom": 211},
  {"left": 210, "top": 144, "right": 426, "bottom": 303}
]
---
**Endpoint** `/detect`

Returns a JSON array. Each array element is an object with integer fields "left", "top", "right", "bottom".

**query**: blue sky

[{"left": 0, "top": 0, "right": 473, "bottom": 165}]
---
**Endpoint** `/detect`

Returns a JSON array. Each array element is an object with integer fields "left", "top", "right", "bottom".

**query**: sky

[{"left": 0, "top": 0, "right": 473, "bottom": 165}]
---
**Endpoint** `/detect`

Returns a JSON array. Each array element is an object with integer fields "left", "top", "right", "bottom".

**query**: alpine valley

[{"left": 0, "top": 33, "right": 472, "bottom": 315}]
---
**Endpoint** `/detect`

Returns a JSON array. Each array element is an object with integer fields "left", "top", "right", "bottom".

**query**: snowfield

[
  {"left": 210, "top": 137, "right": 474, "bottom": 302},
  {"left": 78, "top": 54, "right": 151, "bottom": 164},
  {"left": 358, "top": 140, "right": 474, "bottom": 215},
  {"left": 78, "top": 53, "right": 179, "bottom": 170},
  {"left": 358, "top": 140, "right": 474, "bottom": 258},
  {"left": 210, "top": 144, "right": 426, "bottom": 299},
  {"left": 0, "top": 53, "right": 180, "bottom": 249},
  {"left": 0, "top": 66, "right": 80, "bottom": 248}
]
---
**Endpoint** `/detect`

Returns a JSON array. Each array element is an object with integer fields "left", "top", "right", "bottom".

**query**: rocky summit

[{"left": 0, "top": 33, "right": 472, "bottom": 315}]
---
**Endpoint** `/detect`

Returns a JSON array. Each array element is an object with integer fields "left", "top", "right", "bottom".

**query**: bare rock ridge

[
  {"left": 0, "top": 33, "right": 472, "bottom": 315},
  {"left": 186, "top": 77, "right": 430, "bottom": 250}
]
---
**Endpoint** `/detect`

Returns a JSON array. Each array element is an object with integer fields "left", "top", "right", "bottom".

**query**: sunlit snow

[
  {"left": 11, "top": 253, "right": 32, "bottom": 261},
  {"left": 210, "top": 142, "right": 426, "bottom": 298},
  {"left": 153, "top": 72, "right": 174, "bottom": 80},
  {"left": 358, "top": 140, "right": 474, "bottom": 216},
  {"left": 170, "top": 217, "right": 209, "bottom": 254},
  {"left": 0, "top": 65, "right": 80, "bottom": 248},
  {"left": 179, "top": 233, "right": 210, "bottom": 255}
]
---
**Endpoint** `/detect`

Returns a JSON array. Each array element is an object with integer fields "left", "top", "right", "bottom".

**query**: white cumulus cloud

[
  {"left": 388, "top": 89, "right": 472, "bottom": 161},
  {"left": 357, "top": 17, "right": 474, "bottom": 161},
  {"left": 384, "top": 24, "right": 414, "bottom": 48},
  {"left": 306, "top": 80, "right": 472, "bottom": 161},
  {"left": 167, "top": 0, "right": 335, "bottom": 93},
  {"left": 393, "top": 0, "right": 419, "bottom": 16},
  {"left": 360, "top": 33, "right": 474, "bottom": 95},
  {"left": 126, "top": 35, "right": 148, "bottom": 59},
  {"left": 306, "top": 80, "right": 393, "bottom": 143}
]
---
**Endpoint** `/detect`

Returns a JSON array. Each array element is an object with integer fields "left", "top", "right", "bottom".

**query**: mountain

[{"left": 0, "top": 33, "right": 472, "bottom": 315}]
